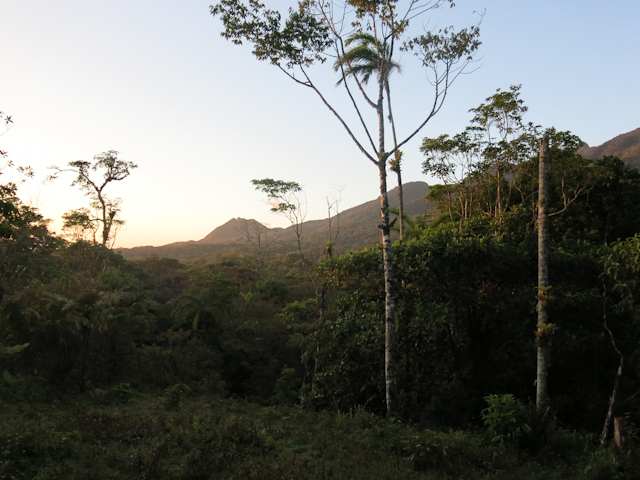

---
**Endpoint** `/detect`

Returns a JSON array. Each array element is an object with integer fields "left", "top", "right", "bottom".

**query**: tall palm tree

[{"left": 334, "top": 33, "right": 407, "bottom": 239}]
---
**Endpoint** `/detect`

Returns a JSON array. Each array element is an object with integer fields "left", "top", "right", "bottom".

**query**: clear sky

[{"left": 1, "top": 1, "right": 638, "bottom": 248}]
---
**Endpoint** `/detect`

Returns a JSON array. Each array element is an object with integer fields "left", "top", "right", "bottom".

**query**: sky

[{"left": 1, "top": 0, "right": 639, "bottom": 248}]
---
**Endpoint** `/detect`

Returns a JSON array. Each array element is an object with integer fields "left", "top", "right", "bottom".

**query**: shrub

[
  {"left": 164, "top": 383, "right": 190, "bottom": 410},
  {"left": 482, "top": 394, "right": 533, "bottom": 446}
]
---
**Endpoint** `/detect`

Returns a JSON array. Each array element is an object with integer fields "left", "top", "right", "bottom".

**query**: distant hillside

[
  {"left": 118, "top": 181, "right": 432, "bottom": 262},
  {"left": 578, "top": 127, "right": 640, "bottom": 169},
  {"left": 118, "top": 126, "right": 640, "bottom": 264},
  {"left": 261, "top": 181, "right": 431, "bottom": 250}
]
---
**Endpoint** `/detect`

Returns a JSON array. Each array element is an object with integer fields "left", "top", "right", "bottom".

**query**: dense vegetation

[{"left": 3, "top": 105, "right": 640, "bottom": 477}]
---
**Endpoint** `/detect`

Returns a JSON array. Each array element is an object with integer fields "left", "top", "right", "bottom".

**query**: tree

[
  {"left": 212, "top": 0, "right": 480, "bottom": 414},
  {"left": 600, "top": 234, "right": 640, "bottom": 444},
  {"left": 535, "top": 131, "right": 553, "bottom": 410},
  {"left": 323, "top": 186, "right": 343, "bottom": 259},
  {"left": 49, "top": 151, "right": 137, "bottom": 248},
  {"left": 236, "top": 218, "right": 278, "bottom": 274},
  {"left": 251, "top": 178, "right": 318, "bottom": 293},
  {"left": 422, "top": 86, "right": 541, "bottom": 220},
  {"left": 421, "top": 130, "right": 482, "bottom": 225},
  {"left": 422, "top": 88, "right": 589, "bottom": 227},
  {"left": 1, "top": 117, "right": 58, "bottom": 303},
  {"left": 334, "top": 33, "right": 407, "bottom": 238},
  {"left": 468, "top": 85, "right": 539, "bottom": 216},
  {"left": 61, "top": 208, "right": 101, "bottom": 243},
  {"left": 173, "top": 287, "right": 224, "bottom": 332}
]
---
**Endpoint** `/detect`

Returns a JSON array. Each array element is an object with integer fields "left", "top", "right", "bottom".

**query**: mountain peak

[{"left": 198, "top": 217, "right": 268, "bottom": 244}]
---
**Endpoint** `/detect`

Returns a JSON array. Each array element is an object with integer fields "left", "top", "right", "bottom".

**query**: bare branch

[{"left": 299, "top": 67, "right": 378, "bottom": 165}]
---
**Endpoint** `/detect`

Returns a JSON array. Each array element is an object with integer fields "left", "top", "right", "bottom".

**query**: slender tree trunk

[
  {"left": 379, "top": 155, "right": 397, "bottom": 415},
  {"left": 378, "top": 76, "right": 397, "bottom": 415},
  {"left": 386, "top": 83, "right": 404, "bottom": 240},
  {"left": 100, "top": 197, "right": 109, "bottom": 246},
  {"left": 496, "top": 166, "right": 502, "bottom": 216},
  {"left": 397, "top": 166, "right": 404, "bottom": 239},
  {"left": 600, "top": 286, "right": 625, "bottom": 446},
  {"left": 601, "top": 360, "right": 624, "bottom": 445},
  {"left": 614, "top": 417, "right": 626, "bottom": 456},
  {"left": 536, "top": 131, "right": 551, "bottom": 410}
]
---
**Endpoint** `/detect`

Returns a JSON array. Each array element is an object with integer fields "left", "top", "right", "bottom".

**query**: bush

[
  {"left": 482, "top": 394, "right": 532, "bottom": 445},
  {"left": 164, "top": 383, "right": 191, "bottom": 410}
]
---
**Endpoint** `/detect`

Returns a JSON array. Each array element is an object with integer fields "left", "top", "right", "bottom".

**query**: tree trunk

[
  {"left": 600, "top": 359, "right": 624, "bottom": 445},
  {"left": 397, "top": 167, "right": 404, "bottom": 240},
  {"left": 377, "top": 75, "right": 397, "bottom": 415},
  {"left": 385, "top": 83, "right": 403, "bottom": 241},
  {"left": 600, "top": 288, "right": 625, "bottom": 446},
  {"left": 536, "top": 131, "right": 551, "bottom": 410},
  {"left": 379, "top": 155, "right": 397, "bottom": 415},
  {"left": 614, "top": 417, "right": 626, "bottom": 456}
]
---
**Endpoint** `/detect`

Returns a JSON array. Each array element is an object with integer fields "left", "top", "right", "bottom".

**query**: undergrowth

[{"left": 0, "top": 391, "right": 636, "bottom": 479}]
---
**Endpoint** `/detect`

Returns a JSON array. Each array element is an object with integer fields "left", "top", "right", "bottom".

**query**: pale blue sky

[{"left": 1, "top": 1, "right": 638, "bottom": 247}]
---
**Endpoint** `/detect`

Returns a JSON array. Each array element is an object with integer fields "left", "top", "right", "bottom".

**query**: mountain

[
  {"left": 246, "top": 181, "right": 432, "bottom": 249},
  {"left": 198, "top": 218, "right": 273, "bottom": 245},
  {"left": 118, "top": 127, "right": 640, "bottom": 264},
  {"left": 117, "top": 181, "right": 432, "bottom": 262},
  {"left": 578, "top": 127, "right": 640, "bottom": 169}
]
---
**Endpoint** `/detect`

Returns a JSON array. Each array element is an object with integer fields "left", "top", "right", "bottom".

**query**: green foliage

[
  {"left": 172, "top": 269, "right": 238, "bottom": 332},
  {"left": 0, "top": 393, "right": 630, "bottom": 480},
  {"left": 604, "top": 234, "right": 640, "bottom": 311},
  {"left": 271, "top": 367, "right": 302, "bottom": 405},
  {"left": 310, "top": 219, "right": 640, "bottom": 429},
  {"left": 312, "top": 231, "right": 539, "bottom": 420},
  {"left": 422, "top": 86, "right": 590, "bottom": 224},
  {"left": 583, "top": 449, "right": 626, "bottom": 480},
  {"left": 164, "top": 383, "right": 191, "bottom": 410},
  {"left": 48, "top": 151, "right": 137, "bottom": 247},
  {"left": 276, "top": 298, "right": 317, "bottom": 326},
  {"left": 0, "top": 343, "right": 29, "bottom": 358},
  {"left": 110, "top": 382, "right": 136, "bottom": 403},
  {"left": 61, "top": 207, "right": 99, "bottom": 242},
  {"left": 334, "top": 32, "right": 401, "bottom": 87},
  {"left": 0, "top": 239, "right": 156, "bottom": 390},
  {"left": 0, "top": 417, "right": 81, "bottom": 479},
  {"left": 211, "top": 0, "right": 332, "bottom": 69},
  {"left": 248, "top": 277, "right": 288, "bottom": 305},
  {"left": 251, "top": 178, "right": 301, "bottom": 207},
  {"left": 480, "top": 394, "right": 569, "bottom": 456},
  {"left": 0, "top": 186, "right": 61, "bottom": 300},
  {"left": 250, "top": 179, "right": 309, "bottom": 255},
  {"left": 481, "top": 394, "right": 533, "bottom": 445}
]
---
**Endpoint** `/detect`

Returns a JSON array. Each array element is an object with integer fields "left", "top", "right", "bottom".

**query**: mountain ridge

[
  {"left": 118, "top": 127, "right": 640, "bottom": 263},
  {"left": 578, "top": 127, "right": 640, "bottom": 169},
  {"left": 117, "top": 181, "right": 431, "bottom": 262}
]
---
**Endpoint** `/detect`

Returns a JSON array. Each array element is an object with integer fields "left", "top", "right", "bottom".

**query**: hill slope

[
  {"left": 199, "top": 218, "right": 274, "bottom": 245},
  {"left": 578, "top": 127, "right": 640, "bottom": 169},
  {"left": 118, "top": 181, "right": 431, "bottom": 262}
]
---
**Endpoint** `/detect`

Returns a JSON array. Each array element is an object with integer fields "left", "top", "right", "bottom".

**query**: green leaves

[
  {"left": 48, "top": 151, "right": 136, "bottom": 247},
  {"left": 334, "top": 32, "right": 401, "bottom": 87},
  {"left": 252, "top": 178, "right": 302, "bottom": 214},
  {"left": 481, "top": 394, "right": 532, "bottom": 445},
  {"left": 211, "top": 0, "right": 331, "bottom": 69},
  {"left": 405, "top": 24, "right": 481, "bottom": 67},
  {"left": 603, "top": 234, "right": 640, "bottom": 312}
]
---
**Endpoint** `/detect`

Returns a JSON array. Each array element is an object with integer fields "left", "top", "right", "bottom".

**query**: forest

[
  {"left": 2, "top": 0, "right": 640, "bottom": 478},
  {"left": 3, "top": 84, "right": 640, "bottom": 478}
]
